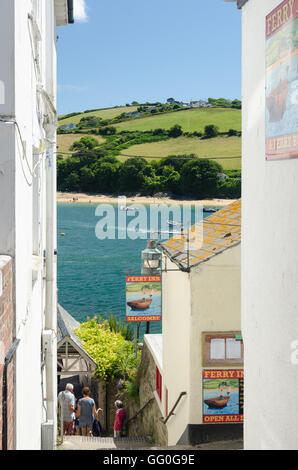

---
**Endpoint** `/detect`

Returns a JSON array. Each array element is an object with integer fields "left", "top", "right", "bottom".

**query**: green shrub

[
  {"left": 181, "top": 158, "right": 223, "bottom": 197},
  {"left": 168, "top": 124, "right": 183, "bottom": 138},
  {"left": 204, "top": 124, "right": 219, "bottom": 138},
  {"left": 70, "top": 136, "right": 99, "bottom": 151},
  {"left": 218, "top": 178, "right": 241, "bottom": 198},
  {"left": 98, "top": 126, "right": 117, "bottom": 136},
  {"left": 101, "top": 313, "right": 135, "bottom": 342},
  {"left": 75, "top": 317, "right": 138, "bottom": 382}
]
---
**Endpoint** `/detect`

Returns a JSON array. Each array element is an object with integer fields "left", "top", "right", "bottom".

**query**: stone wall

[
  {"left": 0, "top": 256, "right": 14, "bottom": 450},
  {"left": 92, "top": 343, "right": 168, "bottom": 444},
  {"left": 93, "top": 379, "right": 119, "bottom": 435},
  {"left": 125, "top": 342, "right": 168, "bottom": 446}
]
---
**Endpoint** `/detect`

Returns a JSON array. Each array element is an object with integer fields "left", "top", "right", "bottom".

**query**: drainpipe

[
  {"left": 2, "top": 339, "right": 20, "bottom": 451},
  {"left": 43, "top": 117, "right": 58, "bottom": 448}
]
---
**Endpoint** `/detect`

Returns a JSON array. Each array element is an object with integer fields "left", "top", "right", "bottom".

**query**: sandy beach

[{"left": 57, "top": 192, "right": 236, "bottom": 207}]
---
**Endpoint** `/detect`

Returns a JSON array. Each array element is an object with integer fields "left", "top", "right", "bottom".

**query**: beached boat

[
  {"left": 127, "top": 298, "right": 152, "bottom": 311},
  {"left": 204, "top": 396, "right": 230, "bottom": 409}
]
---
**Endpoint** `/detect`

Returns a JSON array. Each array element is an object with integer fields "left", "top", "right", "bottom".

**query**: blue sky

[{"left": 57, "top": 0, "right": 241, "bottom": 115}]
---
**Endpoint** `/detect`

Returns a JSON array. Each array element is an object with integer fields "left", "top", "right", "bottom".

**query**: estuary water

[{"left": 57, "top": 202, "right": 211, "bottom": 337}]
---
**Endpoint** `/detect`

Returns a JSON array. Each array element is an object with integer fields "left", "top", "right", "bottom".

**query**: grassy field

[
  {"left": 58, "top": 106, "right": 242, "bottom": 170},
  {"left": 58, "top": 106, "right": 138, "bottom": 126},
  {"left": 117, "top": 135, "right": 242, "bottom": 169},
  {"left": 115, "top": 108, "right": 241, "bottom": 133},
  {"left": 57, "top": 133, "right": 105, "bottom": 155}
]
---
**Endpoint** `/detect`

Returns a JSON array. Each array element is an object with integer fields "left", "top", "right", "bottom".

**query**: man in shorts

[{"left": 58, "top": 383, "right": 76, "bottom": 435}]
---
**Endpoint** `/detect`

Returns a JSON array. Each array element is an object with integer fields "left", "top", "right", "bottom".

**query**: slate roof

[
  {"left": 57, "top": 304, "right": 96, "bottom": 367},
  {"left": 160, "top": 199, "right": 241, "bottom": 271}
]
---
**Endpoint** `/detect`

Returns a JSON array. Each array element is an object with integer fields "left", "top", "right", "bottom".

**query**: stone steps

[
  {"left": 58, "top": 436, "right": 244, "bottom": 451},
  {"left": 59, "top": 436, "right": 151, "bottom": 450}
]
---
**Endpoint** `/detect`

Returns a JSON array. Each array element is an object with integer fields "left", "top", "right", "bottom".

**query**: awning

[{"left": 57, "top": 304, "right": 97, "bottom": 377}]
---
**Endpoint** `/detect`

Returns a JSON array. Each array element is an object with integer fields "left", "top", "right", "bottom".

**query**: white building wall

[
  {"left": 0, "top": 0, "right": 15, "bottom": 116},
  {"left": 0, "top": 0, "right": 65, "bottom": 449},
  {"left": 162, "top": 259, "right": 192, "bottom": 446},
  {"left": 0, "top": 0, "right": 15, "bottom": 255},
  {"left": 162, "top": 244, "right": 241, "bottom": 445},
  {"left": 241, "top": 0, "right": 298, "bottom": 450},
  {"left": 190, "top": 244, "right": 241, "bottom": 424}
]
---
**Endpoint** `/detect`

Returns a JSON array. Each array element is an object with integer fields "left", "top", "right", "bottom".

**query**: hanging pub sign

[
  {"left": 265, "top": 0, "right": 298, "bottom": 160},
  {"left": 203, "top": 369, "right": 244, "bottom": 424},
  {"left": 126, "top": 275, "right": 162, "bottom": 322}
]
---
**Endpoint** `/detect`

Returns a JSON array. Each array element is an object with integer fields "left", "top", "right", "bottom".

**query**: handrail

[
  {"left": 160, "top": 391, "right": 187, "bottom": 425},
  {"left": 127, "top": 397, "right": 155, "bottom": 425}
]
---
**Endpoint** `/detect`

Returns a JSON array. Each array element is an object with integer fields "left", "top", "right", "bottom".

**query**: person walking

[
  {"left": 113, "top": 400, "right": 126, "bottom": 438},
  {"left": 58, "top": 383, "right": 76, "bottom": 436},
  {"left": 76, "top": 387, "right": 101, "bottom": 437}
]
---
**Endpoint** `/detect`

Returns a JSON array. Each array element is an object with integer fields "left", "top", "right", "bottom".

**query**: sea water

[{"left": 57, "top": 202, "right": 210, "bottom": 337}]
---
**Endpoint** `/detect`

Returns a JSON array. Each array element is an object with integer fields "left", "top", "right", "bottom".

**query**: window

[
  {"left": 156, "top": 367, "right": 162, "bottom": 402},
  {"left": 202, "top": 332, "right": 244, "bottom": 366}
]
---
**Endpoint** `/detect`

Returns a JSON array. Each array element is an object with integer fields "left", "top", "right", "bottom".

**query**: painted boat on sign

[
  {"left": 204, "top": 396, "right": 230, "bottom": 409},
  {"left": 127, "top": 298, "right": 153, "bottom": 311}
]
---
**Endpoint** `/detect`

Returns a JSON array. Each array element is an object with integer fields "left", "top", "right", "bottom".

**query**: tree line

[{"left": 57, "top": 149, "right": 241, "bottom": 199}]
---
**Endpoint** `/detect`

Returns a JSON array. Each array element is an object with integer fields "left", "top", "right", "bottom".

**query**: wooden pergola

[{"left": 57, "top": 304, "right": 97, "bottom": 380}]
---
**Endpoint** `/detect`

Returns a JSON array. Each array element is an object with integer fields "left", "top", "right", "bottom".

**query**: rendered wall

[
  {"left": 0, "top": 0, "right": 58, "bottom": 449},
  {"left": 0, "top": 0, "right": 14, "bottom": 115},
  {"left": 241, "top": 0, "right": 298, "bottom": 449},
  {"left": 162, "top": 259, "right": 192, "bottom": 446},
  {"left": 162, "top": 245, "right": 241, "bottom": 445},
  {"left": 189, "top": 244, "right": 241, "bottom": 426}
]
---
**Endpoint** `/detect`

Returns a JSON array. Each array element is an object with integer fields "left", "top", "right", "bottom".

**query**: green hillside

[
  {"left": 58, "top": 105, "right": 138, "bottom": 126},
  {"left": 115, "top": 108, "right": 241, "bottom": 133},
  {"left": 117, "top": 135, "right": 241, "bottom": 169},
  {"left": 57, "top": 102, "right": 242, "bottom": 198},
  {"left": 57, "top": 133, "right": 105, "bottom": 155}
]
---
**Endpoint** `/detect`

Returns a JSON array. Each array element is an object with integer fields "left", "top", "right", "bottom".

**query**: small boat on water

[
  {"left": 120, "top": 205, "right": 138, "bottom": 212},
  {"left": 127, "top": 297, "right": 152, "bottom": 311},
  {"left": 204, "top": 396, "right": 230, "bottom": 409},
  {"left": 167, "top": 220, "right": 184, "bottom": 229},
  {"left": 203, "top": 208, "right": 217, "bottom": 213}
]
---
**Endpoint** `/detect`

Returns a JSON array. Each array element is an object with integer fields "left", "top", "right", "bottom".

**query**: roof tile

[{"left": 161, "top": 199, "right": 241, "bottom": 270}]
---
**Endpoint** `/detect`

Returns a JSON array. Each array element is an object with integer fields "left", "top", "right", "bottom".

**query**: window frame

[
  {"left": 202, "top": 331, "right": 244, "bottom": 367},
  {"left": 155, "top": 366, "right": 162, "bottom": 402}
]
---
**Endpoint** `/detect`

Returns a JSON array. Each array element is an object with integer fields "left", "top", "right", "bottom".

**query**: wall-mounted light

[{"left": 141, "top": 240, "right": 162, "bottom": 275}]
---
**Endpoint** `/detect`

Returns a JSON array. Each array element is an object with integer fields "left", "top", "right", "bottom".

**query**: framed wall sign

[
  {"left": 126, "top": 275, "right": 162, "bottom": 322},
  {"left": 203, "top": 369, "right": 244, "bottom": 424},
  {"left": 265, "top": 0, "right": 298, "bottom": 160}
]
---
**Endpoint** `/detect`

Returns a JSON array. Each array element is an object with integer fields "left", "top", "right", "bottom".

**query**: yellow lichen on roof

[{"left": 161, "top": 199, "right": 241, "bottom": 270}]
